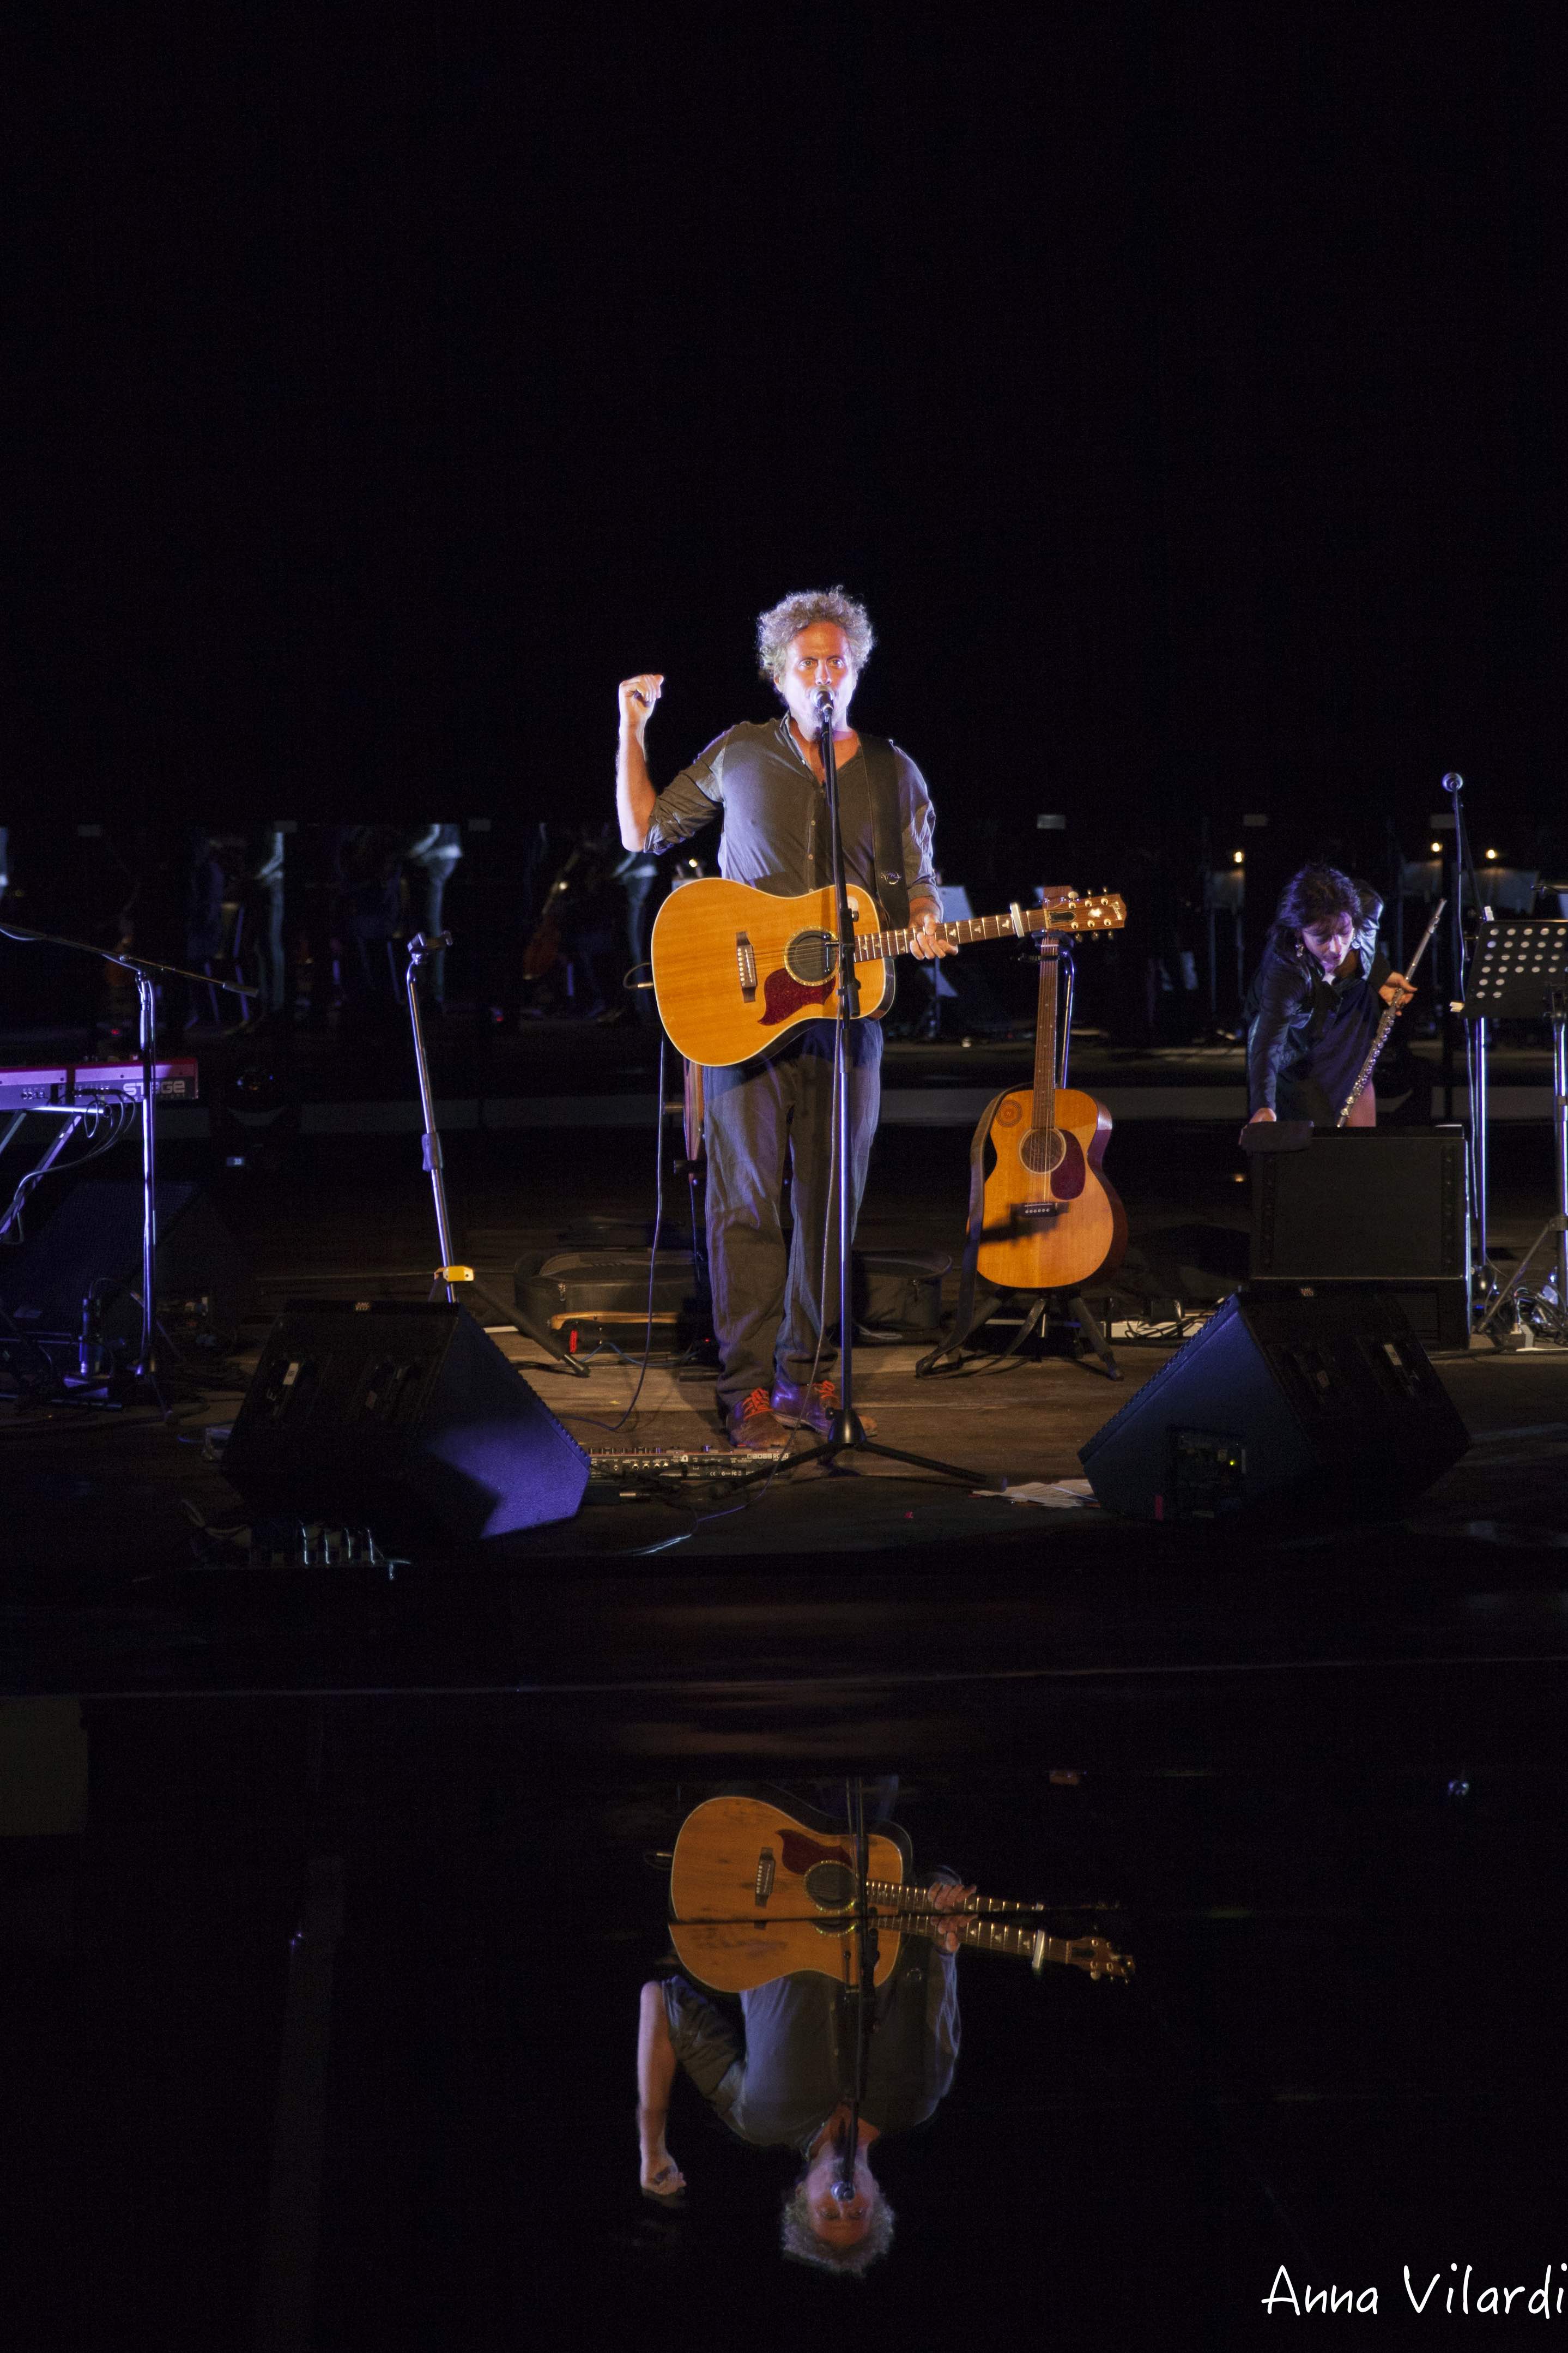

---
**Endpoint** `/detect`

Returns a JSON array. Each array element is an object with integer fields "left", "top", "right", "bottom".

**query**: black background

[
  {"left": 10, "top": 3, "right": 1564, "bottom": 914},
  {"left": 6, "top": 20, "right": 1568, "bottom": 2337}
]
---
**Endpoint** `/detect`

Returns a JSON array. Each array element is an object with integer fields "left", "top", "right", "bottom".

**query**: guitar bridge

[
  {"left": 1016, "top": 1202, "right": 1068, "bottom": 1220},
  {"left": 736, "top": 933, "right": 758, "bottom": 1003},
  {"left": 753, "top": 1847, "right": 776, "bottom": 1905}
]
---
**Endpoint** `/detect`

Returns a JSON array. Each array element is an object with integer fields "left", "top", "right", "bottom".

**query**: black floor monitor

[
  {"left": 222, "top": 1301, "right": 590, "bottom": 1549},
  {"left": 1079, "top": 1286, "right": 1469, "bottom": 1522}
]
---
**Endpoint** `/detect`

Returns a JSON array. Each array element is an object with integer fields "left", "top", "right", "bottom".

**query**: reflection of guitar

[
  {"left": 650, "top": 880, "right": 1127, "bottom": 1068},
  {"left": 667, "top": 1796, "right": 1134, "bottom": 1994},
  {"left": 976, "top": 938, "right": 1126, "bottom": 1294}
]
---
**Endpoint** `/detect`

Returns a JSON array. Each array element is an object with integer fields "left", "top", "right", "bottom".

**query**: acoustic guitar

[
  {"left": 975, "top": 937, "right": 1127, "bottom": 1294},
  {"left": 650, "top": 879, "right": 1126, "bottom": 1068},
  {"left": 667, "top": 1795, "right": 1134, "bottom": 1994}
]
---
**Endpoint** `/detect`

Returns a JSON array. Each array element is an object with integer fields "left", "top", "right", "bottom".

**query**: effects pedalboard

[{"left": 589, "top": 1443, "right": 788, "bottom": 1488}]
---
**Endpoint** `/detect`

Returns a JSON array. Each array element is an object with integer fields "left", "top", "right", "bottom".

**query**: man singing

[{"left": 615, "top": 588, "right": 954, "bottom": 1450}]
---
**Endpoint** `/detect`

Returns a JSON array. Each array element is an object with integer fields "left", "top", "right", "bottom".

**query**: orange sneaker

[
  {"left": 725, "top": 1388, "right": 790, "bottom": 1450},
  {"left": 769, "top": 1378, "right": 875, "bottom": 1437}
]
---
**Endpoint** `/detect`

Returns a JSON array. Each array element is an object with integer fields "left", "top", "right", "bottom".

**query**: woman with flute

[{"left": 1244, "top": 863, "right": 1415, "bottom": 1133}]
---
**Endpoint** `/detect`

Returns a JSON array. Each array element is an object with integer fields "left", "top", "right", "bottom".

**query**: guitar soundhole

[
  {"left": 784, "top": 930, "right": 837, "bottom": 986},
  {"left": 803, "top": 1860, "right": 857, "bottom": 1916},
  {"left": 1019, "top": 1129, "right": 1068, "bottom": 1176}
]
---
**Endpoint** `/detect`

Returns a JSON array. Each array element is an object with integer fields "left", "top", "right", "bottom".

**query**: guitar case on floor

[{"left": 510, "top": 1243, "right": 948, "bottom": 1358}]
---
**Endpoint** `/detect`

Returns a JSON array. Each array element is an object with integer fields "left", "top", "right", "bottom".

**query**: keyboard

[{"left": 0, "top": 1058, "right": 199, "bottom": 1109}]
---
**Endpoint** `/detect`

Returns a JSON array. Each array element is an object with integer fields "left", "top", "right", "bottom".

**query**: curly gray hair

[
  {"left": 755, "top": 587, "right": 875, "bottom": 684},
  {"left": 779, "top": 2182, "right": 896, "bottom": 2278}
]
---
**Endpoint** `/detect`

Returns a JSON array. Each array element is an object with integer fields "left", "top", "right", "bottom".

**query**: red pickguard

[
  {"left": 1039, "top": 1128, "right": 1087, "bottom": 1199},
  {"left": 778, "top": 1830, "right": 850, "bottom": 1874},
  {"left": 760, "top": 968, "right": 833, "bottom": 1028}
]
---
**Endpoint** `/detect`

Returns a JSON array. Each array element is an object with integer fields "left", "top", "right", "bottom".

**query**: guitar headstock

[
  {"left": 1047, "top": 893, "right": 1126, "bottom": 935},
  {"left": 1064, "top": 1935, "right": 1135, "bottom": 1982}
]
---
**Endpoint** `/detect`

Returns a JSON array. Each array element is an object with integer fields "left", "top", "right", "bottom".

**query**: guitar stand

[
  {"left": 932, "top": 1284, "right": 1122, "bottom": 1381},
  {"left": 916, "top": 933, "right": 1123, "bottom": 1385}
]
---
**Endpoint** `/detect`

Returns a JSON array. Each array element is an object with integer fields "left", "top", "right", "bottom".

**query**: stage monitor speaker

[
  {"left": 0, "top": 1179, "right": 249, "bottom": 1356},
  {"left": 1249, "top": 1127, "right": 1470, "bottom": 1347},
  {"left": 1078, "top": 1287, "right": 1469, "bottom": 1523},
  {"left": 222, "top": 1301, "right": 590, "bottom": 1548}
]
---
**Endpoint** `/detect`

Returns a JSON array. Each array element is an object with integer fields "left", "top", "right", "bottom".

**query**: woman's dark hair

[{"left": 1269, "top": 862, "right": 1361, "bottom": 956}]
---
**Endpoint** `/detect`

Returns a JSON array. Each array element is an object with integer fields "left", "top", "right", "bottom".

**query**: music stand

[{"left": 1468, "top": 922, "right": 1568, "bottom": 1344}]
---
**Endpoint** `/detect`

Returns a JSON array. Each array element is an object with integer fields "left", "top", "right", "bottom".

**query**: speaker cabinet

[
  {"left": 1250, "top": 1127, "right": 1470, "bottom": 1346},
  {"left": 1078, "top": 1287, "right": 1469, "bottom": 1523},
  {"left": 222, "top": 1301, "right": 589, "bottom": 1547}
]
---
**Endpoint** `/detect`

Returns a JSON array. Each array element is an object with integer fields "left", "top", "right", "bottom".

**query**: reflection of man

[
  {"left": 635, "top": 1873, "right": 973, "bottom": 2278},
  {"left": 615, "top": 587, "right": 956, "bottom": 1449}
]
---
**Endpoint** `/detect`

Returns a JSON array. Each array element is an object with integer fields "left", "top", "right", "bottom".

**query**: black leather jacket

[{"left": 1245, "top": 914, "right": 1390, "bottom": 1120}]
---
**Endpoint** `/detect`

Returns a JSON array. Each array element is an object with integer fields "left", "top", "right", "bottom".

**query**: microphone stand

[
  {"left": 403, "top": 932, "right": 565, "bottom": 1354},
  {"left": 406, "top": 932, "right": 462, "bottom": 1304},
  {"left": 1442, "top": 774, "right": 1497, "bottom": 1310},
  {"left": 736, "top": 695, "right": 990, "bottom": 1489},
  {"left": 0, "top": 919, "right": 255, "bottom": 1399}
]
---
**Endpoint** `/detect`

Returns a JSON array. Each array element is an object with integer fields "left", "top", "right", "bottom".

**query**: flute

[{"left": 1334, "top": 897, "right": 1445, "bottom": 1127}]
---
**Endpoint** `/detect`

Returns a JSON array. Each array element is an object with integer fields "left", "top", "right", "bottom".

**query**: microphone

[
  {"left": 1442, "top": 773, "right": 1464, "bottom": 795},
  {"left": 832, "top": 2115, "right": 857, "bottom": 2199},
  {"left": 812, "top": 685, "right": 835, "bottom": 719}
]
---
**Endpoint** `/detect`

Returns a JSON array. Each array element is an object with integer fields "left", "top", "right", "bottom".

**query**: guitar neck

[
  {"left": 854, "top": 904, "right": 1052, "bottom": 961},
  {"left": 1031, "top": 946, "right": 1060, "bottom": 1136},
  {"left": 865, "top": 1881, "right": 1058, "bottom": 1965}
]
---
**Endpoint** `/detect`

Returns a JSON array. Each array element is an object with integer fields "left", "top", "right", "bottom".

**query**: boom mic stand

[
  {"left": 0, "top": 918, "right": 256, "bottom": 1400},
  {"left": 403, "top": 931, "right": 574, "bottom": 1358},
  {"left": 737, "top": 692, "right": 991, "bottom": 1491},
  {"left": 1440, "top": 773, "right": 1499, "bottom": 1312}
]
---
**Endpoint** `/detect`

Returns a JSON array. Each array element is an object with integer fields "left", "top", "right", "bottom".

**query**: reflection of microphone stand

[
  {"left": 0, "top": 918, "right": 255, "bottom": 1397},
  {"left": 834, "top": 1775, "right": 876, "bottom": 2205}
]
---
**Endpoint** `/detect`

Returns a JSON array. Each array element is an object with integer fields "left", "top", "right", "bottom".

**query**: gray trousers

[{"left": 703, "top": 1018, "right": 882, "bottom": 1411}]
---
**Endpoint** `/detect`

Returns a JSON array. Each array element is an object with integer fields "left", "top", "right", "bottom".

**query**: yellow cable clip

[{"left": 435, "top": 1265, "right": 475, "bottom": 1283}]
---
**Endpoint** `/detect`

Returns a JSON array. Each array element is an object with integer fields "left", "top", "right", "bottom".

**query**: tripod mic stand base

[
  {"left": 735, "top": 1425, "right": 1004, "bottom": 1491},
  {"left": 56, "top": 1361, "right": 168, "bottom": 1413},
  {"left": 1476, "top": 1216, "right": 1568, "bottom": 1347}
]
